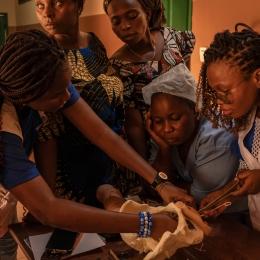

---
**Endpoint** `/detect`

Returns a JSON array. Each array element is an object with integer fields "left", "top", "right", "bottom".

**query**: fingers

[
  {"left": 200, "top": 199, "right": 209, "bottom": 209},
  {"left": 182, "top": 194, "right": 196, "bottom": 208},
  {"left": 200, "top": 203, "right": 230, "bottom": 218},
  {"left": 236, "top": 170, "right": 251, "bottom": 180},
  {"left": 230, "top": 183, "right": 249, "bottom": 196}
]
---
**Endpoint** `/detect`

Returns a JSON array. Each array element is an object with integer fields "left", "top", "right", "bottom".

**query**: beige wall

[
  {"left": 5, "top": 0, "right": 260, "bottom": 75},
  {"left": 15, "top": 0, "right": 38, "bottom": 26},
  {"left": 15, "top": 0, "right": 105, "bottom": 26},
  {"left": 191, "top": 0, "right": 260, "bottom": 80},
  {"left": 0, "top": 0, "right": 16, "bottom": 26},
  {"left": 82, "top": 0, "right": 104, "bottom": 16}
]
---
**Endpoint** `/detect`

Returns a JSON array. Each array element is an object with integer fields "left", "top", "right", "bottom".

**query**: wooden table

[{"left": 9, "top": 215, "right": 260, "bottom": 260}]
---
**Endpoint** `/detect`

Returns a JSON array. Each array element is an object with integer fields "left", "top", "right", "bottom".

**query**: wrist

[
  {"left": 151, "top": 171, "right": 169, "bottom": 189},
  {"left": 138, "top": 211, "right": 152, "bottom": 237}
]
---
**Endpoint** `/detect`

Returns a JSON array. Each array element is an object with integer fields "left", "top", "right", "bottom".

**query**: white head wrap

[{"left": 142, "top": 63, "right": 197, "bottom": 105}]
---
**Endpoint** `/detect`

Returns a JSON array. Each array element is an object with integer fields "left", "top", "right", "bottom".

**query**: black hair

[
  {"left": 197, "top": 23, "right": 260, "bottom": 131},
  {"left": 0, "top": 29, "right": 66, "bottom": 172},
  {"left": 103, "top": 0, "right": 166, "bottom": 30}
]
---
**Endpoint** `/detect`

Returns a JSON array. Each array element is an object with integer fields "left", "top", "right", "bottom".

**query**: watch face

[{"left": 158, "top": 172, "right": 168, "bottom": 180}]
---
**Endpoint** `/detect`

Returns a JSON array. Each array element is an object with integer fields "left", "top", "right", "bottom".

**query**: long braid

[
  {"left": 0, "top": 29, "right": 66, "bottom": 174},
  {"left": 0, "top": 30, "right": 66, "bottom": 104},
  {"left": 197, "top": 23, "right": 260, "bottom": 131},
  {"left": 103, "top": 0, "right": 166, "bottom": 30}
]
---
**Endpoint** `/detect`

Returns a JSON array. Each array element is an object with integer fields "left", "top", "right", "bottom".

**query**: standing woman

[
  {"left": 34, "top": 0, "right": 193, "bottom": 206},
  {"left": 103, "top": 0, "right": 195, "bottom": 191},
  {"left": 0, "top": 30, "right": 177, "bottom": 259},
  {"left": 34, "top": 0, "right": 125, "bottom": 206}
]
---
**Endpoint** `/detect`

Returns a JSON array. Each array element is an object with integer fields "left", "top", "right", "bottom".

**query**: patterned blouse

[
  {"left": 109, "top": 27, "right": 195, "bottom": 194},
  {"left": 37, "top": 33, "right": 124, "bottom": 205},
  {"left": 110, "top": 27, "right": 195, "bottom": 118}
]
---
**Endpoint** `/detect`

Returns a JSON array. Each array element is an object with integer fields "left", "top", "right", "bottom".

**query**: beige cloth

[
  {"left": 0, "top": 100, "right": 20, "bottom": 237},
  {"left": 119, "top": 200, "right": 208, "bottom": 260}
]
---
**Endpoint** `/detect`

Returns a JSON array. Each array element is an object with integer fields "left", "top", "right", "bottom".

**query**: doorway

[
  {"left": 163, "top": 0, "right": 192, "bottom": 30},
  {"left": 0, "top": 13, "right": 8, "bottom": 47}
]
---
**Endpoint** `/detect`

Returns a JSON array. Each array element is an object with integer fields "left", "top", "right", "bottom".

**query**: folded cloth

[{"left": 120, "top": 200, "right": 210, "bottom": 260}]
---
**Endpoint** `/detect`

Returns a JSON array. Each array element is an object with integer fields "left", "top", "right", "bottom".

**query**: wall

[
  {"left": 5, "top": 0, "right": 260, "bottom": 74},
  {"left": 0, "top": 0, "right": 16, "bottom": 33},
  {"left": 12, "top": 0, "right": 122, "bottom": 54},
  {"left": 15, "top": 0, "right": 38, "bottom": 26},
  {"left": 191, "top": 0, "right": 260, "bottom": 79}
]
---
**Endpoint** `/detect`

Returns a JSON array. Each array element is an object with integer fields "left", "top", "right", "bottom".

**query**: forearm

[
  {"left": 11, "top": 177, "right": 139, "bottom": 233},
  {"left": 63, "top": 98, "right": 157, "bottom": 184},
  {"left": 11, "top": 177, "right": 172, "bottom": 235}
]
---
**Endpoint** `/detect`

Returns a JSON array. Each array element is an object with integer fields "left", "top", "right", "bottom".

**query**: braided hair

[
  {"left": 0, "top": 29, "right": 66, "bottom": 173},
  {"left": 103, "top": 0, "right": 166, "bottom": 30},
  {"left": 197, "top": 23, "right": 260, "bottom": 131}
]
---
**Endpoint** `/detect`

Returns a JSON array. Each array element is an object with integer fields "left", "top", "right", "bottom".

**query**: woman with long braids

[
  {"left": 197, "top": 23, "right": 260, "bottom": 230},
  {"left": 103, "top": 0, "right": 195, "bottom": 196},
  {"left": 33, "top": 0, "right": 192, "bottom": 216},
  {"left": 0, "top": 30, "right": 178, "bottom": 259}
]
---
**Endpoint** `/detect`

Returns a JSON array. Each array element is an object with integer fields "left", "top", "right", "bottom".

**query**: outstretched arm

[
  {"left": 62, "top": 98, "right": 195, "bottom": 204},
  {"left": 63, "top": 98, "right": 156, "bottom": 184},
  {"left": 11, "top": 176, "right": 177, "bottom": 239}
]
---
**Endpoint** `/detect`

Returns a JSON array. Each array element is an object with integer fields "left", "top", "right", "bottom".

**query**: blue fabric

[
  {"left": 232, "top": 122, "right": 255, "bottom": 159},
  {"left": 1, "top": 132, "right": 40, "bottom": 189},
  {"left": 63, "top": 83, "right": 80, "bottom": 109},
  {"left": 149, "top": 118, "right": 239, "bottom": 203},
  {"left": 172, "top": 118, "right": 239, "bottom": 203},
  {"left": 0, "top": 83, "right": 79, "bottom": 189}
]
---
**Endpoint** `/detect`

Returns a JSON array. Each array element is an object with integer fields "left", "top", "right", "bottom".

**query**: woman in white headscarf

[{"left": 143, "top": 63, "right": 242, "bottom": 206}]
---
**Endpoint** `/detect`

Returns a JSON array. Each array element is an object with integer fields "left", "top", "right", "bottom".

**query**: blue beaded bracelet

[{"left": 138, "top": 211, "right": 152, "bottom": 237}]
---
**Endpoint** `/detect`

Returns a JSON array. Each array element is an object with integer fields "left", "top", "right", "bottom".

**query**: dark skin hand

[
  {"left": 146, "top": 111, "right": 196, "bottom": 207},
  {"left": 199, "top": 188, "right": 235, "bottom": 218},
  {"left": 230, "top": 170, "right": 260, "bottom": 196}
]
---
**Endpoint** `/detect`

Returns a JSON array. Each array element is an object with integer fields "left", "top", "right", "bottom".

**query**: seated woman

[{"left": 142, "top": 63, "right": 240, "bottom": 205}]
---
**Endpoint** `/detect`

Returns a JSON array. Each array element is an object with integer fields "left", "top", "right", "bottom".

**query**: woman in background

[
  {"left": 34, "top": 0, "right": 124, "bottom": 206},
  {"left": 103, "top": 0, "right": 195, "bottom": 194}
]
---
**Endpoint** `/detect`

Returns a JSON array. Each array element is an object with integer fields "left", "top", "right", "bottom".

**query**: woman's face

[
  {"left": 106, "top": 0, "right": 150, "bottom": 45},
  {"left": 34, "top": 0, "right": 79, "bottom": 35},
  {"left": 151, "top": 93, "right": 196, "bottom": 146},
  {"left": 207, "top": 61, "right": 259, "bottom": 119},
  {"left": 28, "top": 63, "right": 71, "bottom": 112}
]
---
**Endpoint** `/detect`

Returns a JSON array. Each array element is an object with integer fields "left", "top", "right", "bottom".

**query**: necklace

[{"left": 127, "top": 38, "right": 156, "bottom": 61}]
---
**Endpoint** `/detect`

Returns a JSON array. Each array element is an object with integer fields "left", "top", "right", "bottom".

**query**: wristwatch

[{"left": 151, "top": 171, "right": 169, "bottom": 189}]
